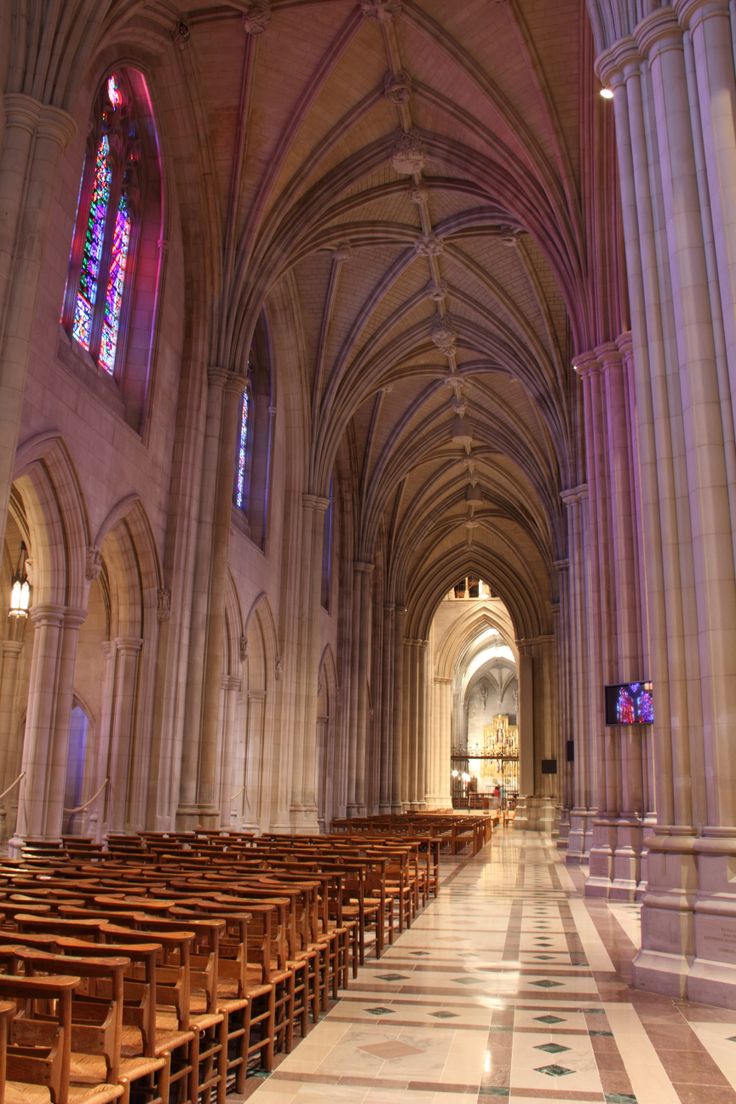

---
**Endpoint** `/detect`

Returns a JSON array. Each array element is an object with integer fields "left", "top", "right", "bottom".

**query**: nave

[{"left": 247, "top": 832, "right": 736, "bottom": 1104}]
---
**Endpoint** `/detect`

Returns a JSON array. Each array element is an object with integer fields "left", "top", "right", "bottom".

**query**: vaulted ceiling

[{"left": 17, "top": 0, "right": 624, "bottom": 638}]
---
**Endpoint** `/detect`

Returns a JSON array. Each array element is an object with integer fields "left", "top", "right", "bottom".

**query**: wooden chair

[
  {"left": 0, "top": 947, "right": 168, "bottom": 1104},
  {"left": 0, "top": 974, "right": 124, "bottom": 1104}
]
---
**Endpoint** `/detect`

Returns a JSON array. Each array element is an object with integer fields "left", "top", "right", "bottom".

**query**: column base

[
  {"left": 566, "top": 807, "right": 597, "bottom": 863},
  {"left": 586, "top": 816, "right": 646, "bottom": 900},
  {"left": 289, "top": 804, "right": 320, "bottom": 834},
  {"left": 515, "top": 795, "right": 555, "bottom": 832},
  {"left": 175, "top": 804, "right": 220, "bottom": 831},
  {"left": 556, "top": 808, "right": 571, "bottom": 850}
]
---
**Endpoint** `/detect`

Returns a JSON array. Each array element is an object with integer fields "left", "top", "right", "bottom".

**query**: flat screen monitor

[{"left": 605, "top": 681, "right": 653, "bottom": 726}]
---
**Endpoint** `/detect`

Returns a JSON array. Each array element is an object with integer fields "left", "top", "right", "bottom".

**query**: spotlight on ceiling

[{"left": 600, "top": 87, "right": 614, "bottom": 100}]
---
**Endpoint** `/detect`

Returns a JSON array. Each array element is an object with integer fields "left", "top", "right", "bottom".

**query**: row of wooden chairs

[{"left": 0, "top": 828, "right": 440, "bottom": 1104}]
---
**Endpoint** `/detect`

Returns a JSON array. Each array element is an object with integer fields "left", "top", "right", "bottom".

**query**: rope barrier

[
  {"left": 0, "top": 771, "right": 25, "bottom": 801},
  {"left": 64, "top": 777, "right": 109, "bottom": 815}
]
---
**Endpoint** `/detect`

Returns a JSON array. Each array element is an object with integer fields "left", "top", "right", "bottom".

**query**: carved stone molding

[
  {"left": 157, "top": 588, "right": 171, "bottom": 622},
  {"left": 85, "top": 546, "right": 103, "bottom": 582},
  {"left": 431, "top": 319, "right": 457, "bottom": 355},
  {"left": 414, "top": 234, "right": 443, "bottom": 257},
  {"left": 243, "top": 0, "right": 271, "bottom": 34},
  {"left": 391, "top": 130, "right": 425, "bottom": 175},
  {"left": 239, "top": 634, "right": 248, "bottom": 662},
  {"left": 428, "top": 281, "right": 447, "bottom": 303},
  {"left": 333, "top": 242, "right": 352, "bottom": 264},
  {"left": 384, "top": 69, "right": 412, "bottom": 105},
  {"left": 172, "top": 19, "right": 191, "bottom": 48},
  {"left": 360, "top": 0, "right": 402, "bottom": 21}
]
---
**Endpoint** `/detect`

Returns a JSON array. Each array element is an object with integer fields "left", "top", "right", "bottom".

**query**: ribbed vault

[{"left": 50, "top": 0, "right": 625, "bottom": 660}]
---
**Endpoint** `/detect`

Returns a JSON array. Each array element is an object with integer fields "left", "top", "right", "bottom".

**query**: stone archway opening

[{"left": 426, "top": 578, "right": 522, "bottom": 813}]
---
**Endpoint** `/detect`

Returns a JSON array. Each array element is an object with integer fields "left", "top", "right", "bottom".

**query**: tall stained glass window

[
  {"left": 234, "top": 387, "right": 250, "bottom": 509},
  {"left": 63, "top": 69, "right": 155, "bottom": 381}
]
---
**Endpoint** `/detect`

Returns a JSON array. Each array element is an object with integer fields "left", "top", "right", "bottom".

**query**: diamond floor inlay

[
  {"left": 534, "top": 1063, "right": 575, "bottom": 1077},
  {"left": 243, "top": 830, "right": 736, "bottom": 1104}
]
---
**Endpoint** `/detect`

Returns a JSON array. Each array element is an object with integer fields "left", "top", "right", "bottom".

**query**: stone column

[
  {"left": 104, "top": 637, "right": 143, "bottom": 833},
  {"left": 595, "top": 0, "right": 736, "bottom": 1004},
  {"left": 378, "top": 604, "right": 395, "bottom": 813},
  {"left": 402, "top": 640, "right": 428, "bottom": 811},
  {"left": 0, "top": 97, "right": 76, "bottom": 549},
  {"left": 345, "top": 561, "right": 374, "bottom": 816},
  {"left": 289, "top": 494, "right": 330, "bottom": 831},
  {"left": 390, "top": 606, "right": 406, "bottom": 812},
  {"left": 243, "top": 689, "right": 266, "bottom": 830},
  {"left": 218, "top": 674, "right": 242, "bottom": 827},
  {"left": 0, "top": 621, "right": 27, "bottom": 840},
  {"left": 561, "top": 485, "right": 597, "bottom": 859},
  {"left": 13, "top": 606, "right": 84, "bottom": 843},
  {"left": 177, "top": 367, "right": 241, "bottom": 827},
  {"left": 434, "top": 676, "right": 453, "bottom": 809}
]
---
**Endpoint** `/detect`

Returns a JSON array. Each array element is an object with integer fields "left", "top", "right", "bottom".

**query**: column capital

[
  {"left": 37, "top": 103, "right": 77, "bottom": 149},
  {"left": 302, "top": 493, "right": 330, "bottom": 513},
  {"left": 434, "top": 675, "right": 452, "bottom": 684},
  {"left": 616, "top": 330, "right": 634, "bottom": 360},
  {"left": 553, "top": 558, "right": 569, "bottom": 573},
  {"left": 221, "top": 674, "right": 242, "bottom": 691},
  {"left": 635, "top": 7, "right": 684, "bottom": 60},
  {"left": 1, "top": 639, "right": 24, "bottom": 658},
  {"left": 63, "top": 608, "right": 87, "bottom": 631},
  {"left": 560, "top": 483, "right": 588, "bottom": 506},
  {"left": 517, "top": 633, "right": 555, "bottom": 648},
  {"left": 207, "top": 365, "right": 230, "bottom": 389},
  {"left": 2, "top": 94, "right": 76, "bottom": 149},
  {"left": 248, "top": 689, "right": 267, "bottom": 703},
  {"left": 114, "top": 636, "right": 143, "bottom": 657},
  {"left": 572, "top": 350, "right": 601, "bottom": 379},
  {"left": 354, "top": 560, "right": 374, "bottom": 575},
  {"left": 675, "top": 0, "right": 730, "bottom": 31},
  {"left": 596, "top": 35, "right": 642, "bottom": 88},
  {"left": 29, "top": 604, "right": 65, "bottom": 629}
]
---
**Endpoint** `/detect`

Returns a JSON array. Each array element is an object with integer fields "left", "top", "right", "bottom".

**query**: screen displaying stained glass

[
  {"left": 72, "top": 135, "right": 112, "bottom": 350},
  {"left": 99, "top": 193, "right": 131, "bottom": 374},
  {"left": 234, "top": 389, "right": 250, "bottom": 508},
  {"left": 604, "top": 681, "right": 654, "bottom": 725}
]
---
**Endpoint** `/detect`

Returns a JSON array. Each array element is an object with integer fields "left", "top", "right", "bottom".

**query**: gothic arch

[
  {"left": 241, "top": 591, "right": 281, "bottom": 830},
  {"left": 12, "top": 433, "right": 91, "bottom": 609}
]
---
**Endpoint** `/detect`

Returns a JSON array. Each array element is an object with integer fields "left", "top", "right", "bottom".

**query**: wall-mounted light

[
  {"left": 9, "top": 542, "right": 31, "bottom": 618},
  {"left": 600, "top": 88, "right": 614, "bottom": 100}
]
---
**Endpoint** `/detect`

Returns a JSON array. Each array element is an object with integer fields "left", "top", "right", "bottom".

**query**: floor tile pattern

[{"left": 240, "top": 832, "right": 736, "bottom": 1104}]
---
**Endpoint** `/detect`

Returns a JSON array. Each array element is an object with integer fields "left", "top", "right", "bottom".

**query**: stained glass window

[
  {"left": 64, "top": 70, "right": 145, "bottom": 378},
  {"left": 234, "top": 388, "right": 250, "bottom": 509},
  {"left": 72, "top": 135, "right": 112, "bottom": 351},
  {"left": 99, "top": 194, "right": 131, "bottom": 374}
]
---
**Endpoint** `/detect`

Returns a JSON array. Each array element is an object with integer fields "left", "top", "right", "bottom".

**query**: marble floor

[{"left": 241, "top": 831, "right": 736, "bottom": 1104}]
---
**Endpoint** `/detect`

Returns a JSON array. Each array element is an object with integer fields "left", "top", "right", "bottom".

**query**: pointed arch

[{"left": 12, "top": 432, "right": 91, "bottom": 609}]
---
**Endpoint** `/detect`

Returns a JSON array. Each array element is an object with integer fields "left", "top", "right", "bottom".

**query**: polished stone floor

[{"left": 242, "top": 830, "right": 736, "bottom": 1104}]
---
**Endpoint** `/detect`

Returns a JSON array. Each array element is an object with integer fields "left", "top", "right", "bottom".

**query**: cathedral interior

[{"left": 2, "top": 0, "right": 736, "bottom": 1099}]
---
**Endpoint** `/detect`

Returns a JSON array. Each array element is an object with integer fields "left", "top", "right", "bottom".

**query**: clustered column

[
  {"left": 597, "top": 0, "right": 736, "bottom": 1003},
  {"left": 576, "top": 338, "right": 648, "bottom": 900},
  {"left": 560, "top": 485, "right": 596, "bottom": 860},
  {"left": 346, "top": 561, "right": 374, "bottom": 817}
]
